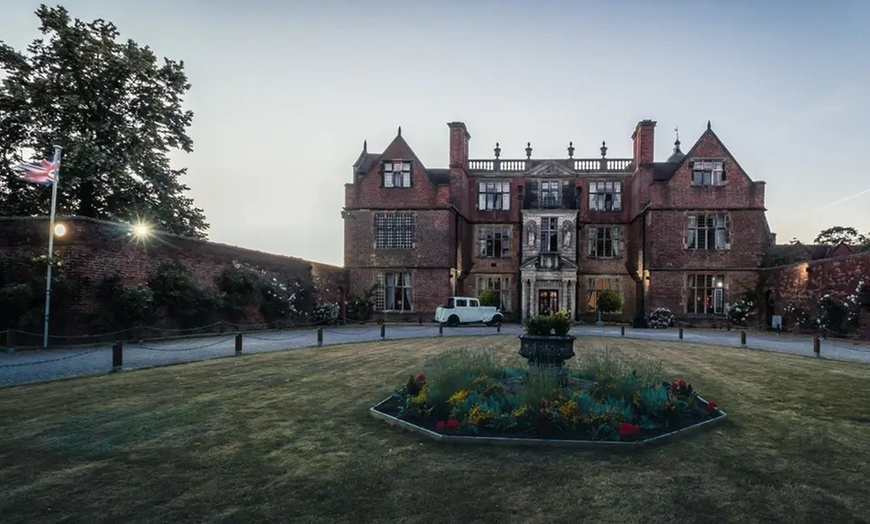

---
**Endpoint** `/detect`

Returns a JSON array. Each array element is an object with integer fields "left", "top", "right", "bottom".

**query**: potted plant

[
  {"left": 595, "top": 288, "right": 622, "bottom": 325},
  {"left": 518, "top": 310, "right": 576, "bottom": 370}
]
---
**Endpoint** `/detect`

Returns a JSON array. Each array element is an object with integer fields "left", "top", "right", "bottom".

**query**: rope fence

[{"left": 2, "top": 318, "right": 868, "bottom": 375}]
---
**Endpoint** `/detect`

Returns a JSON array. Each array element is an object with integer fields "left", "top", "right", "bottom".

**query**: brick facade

[
  {"left": 0, "top": 216, "right": 348, "bottom": 334},
  {"left": 344, "top": 119, "right": 774, "bottom": 324},
  {"left": 762, "top": 253, "right": 870, "bottom": 338}
]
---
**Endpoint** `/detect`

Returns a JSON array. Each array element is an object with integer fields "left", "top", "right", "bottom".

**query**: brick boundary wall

[
  {"left": 762, "top": 252, "right": 870, "bottom": 339},
  {"left": 0, "top": 216, "right": 348, "bottom": 335}
]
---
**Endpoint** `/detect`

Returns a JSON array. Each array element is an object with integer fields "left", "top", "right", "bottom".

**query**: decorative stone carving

[
  {"left": 561, "top": 221, "right": 573, "bottom": 247},
  {"left": 526, "top": 220, "right": 537, "bottom": 247},
  {"left": 527, "top": 161, "right": 575, "bottom": 178}
]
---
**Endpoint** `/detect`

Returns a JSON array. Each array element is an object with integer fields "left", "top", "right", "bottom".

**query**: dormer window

[
  {"left": 690, "top": 160, "right": 725, "bottom": 186},
  {"left": 382, "top": 160, "right": 412, "bottom": 187}
]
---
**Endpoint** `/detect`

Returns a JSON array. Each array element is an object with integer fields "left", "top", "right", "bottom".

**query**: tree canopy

[
  {"left": 814, "top": 226, "right": 869, "bottom": 250},
  {"left": 0, "top": 4, "right": 207, "bottom": 237}
]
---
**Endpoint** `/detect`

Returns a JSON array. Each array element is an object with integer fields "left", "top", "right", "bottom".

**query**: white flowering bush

[
  {"left": 312, "top": 301, "right": 341, "bottom": 325},
  {"left": 814, "top": 293, "right": 848, "bottom": 333},
  {"left": 845, "top": 279, "right": 866, "bottom": 326},
  {"left": 783, "top": 303, "right": 811, "bottom": 328},
  {"left": 646, "top": 307, "right": 675, "bottom": 329},
  {"left": 727, "top": 298, "right": 754, "bottom": 326},
  {"left": 231, "top": 260, "right": 309, "bottom": 323}
]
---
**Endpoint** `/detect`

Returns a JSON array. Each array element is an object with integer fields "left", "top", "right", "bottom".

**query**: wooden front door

[{"left": 538, "top": 289, "right": 559, "bottom": 316}]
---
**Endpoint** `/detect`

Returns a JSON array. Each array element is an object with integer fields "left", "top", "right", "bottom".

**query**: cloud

[{"left": 810, "top": 186, "right": 870, "bottom": 212}]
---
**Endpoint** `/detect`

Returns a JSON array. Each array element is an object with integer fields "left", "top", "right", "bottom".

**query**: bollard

[
  {"left": 418, "top": 316, "right": 422, "bottom": 325},
  {"left": 112, "top": 340, "right": 123, "bottom": 371},
  {"left": 497, "top": 323, "right": 501, "bottom": 333},
  {"left": 317, "top": 327, "right": 323, "bottom": 347},
  {"left": 678, "top": 327, "right": 684, "bottom": 340},
  {"left": 235, "top": 333, "right": 243, "bottom": 355},
  {"left": 5, "top": 328, "right": 14, "bottom": 354},
  {"left": 620, "top": 325, "right": 625, "bottom": 337},
  {"left": 380, "top": 324, "right": 386, "bottom": 340},
  {"left": 740, "top": 331, "right": 746, "bottom": 345},
  {"left": 726, "top": 324, "right": 731, "bottom": 332},
  {"left": 813, "top": 334, "right": 820, "bottom": 358},
  {"left": 439, "top": 324, "right": 443, "bottom": 337}
]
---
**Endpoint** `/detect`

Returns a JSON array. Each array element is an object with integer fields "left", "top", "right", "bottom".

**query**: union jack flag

[{"left": 13, "top": 158, "right": 59, "bottom": 185}]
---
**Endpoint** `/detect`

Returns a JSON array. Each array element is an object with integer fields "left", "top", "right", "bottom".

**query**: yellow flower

[
  {"left": 556, "top": 399, "right": 580, "bottom": 426},
  {"left": 512, "top": 404, "right": 531, "bottom": 418},
  {"left": 411, "top": 383, "right": 429, "bottom": 405},
  {"left": 466, "top": 404, "right": 494, "bottom": 426},
  {"left": 448, "top": 389, "right": 470, "bottom": 405}
]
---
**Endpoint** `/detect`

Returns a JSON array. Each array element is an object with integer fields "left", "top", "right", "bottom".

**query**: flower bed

[{"left": 371, "top": 348, "right": 725, "bottom": 447}]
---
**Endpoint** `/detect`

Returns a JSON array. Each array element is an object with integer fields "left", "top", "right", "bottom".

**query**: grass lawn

[{"left": 1, "top": 336, "right": 869, "bottom": 524}]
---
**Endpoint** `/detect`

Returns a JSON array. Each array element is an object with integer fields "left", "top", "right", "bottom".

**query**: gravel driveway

[{"left": 1, "top": 324, "right": 867, "bottom": 388}]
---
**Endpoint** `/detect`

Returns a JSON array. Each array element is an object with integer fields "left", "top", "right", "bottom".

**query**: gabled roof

[
  {"left": 354, "top": 128, "right": 451, "bottom": 185},
  {"left": 525, "top": 160, "right": 576, "bottom": 177},
  {"left": 650, "top": 121, "right": 755, "bottom": 184},
  {"left": 354, "top": 153, "right": 381, "bottom": 175}
]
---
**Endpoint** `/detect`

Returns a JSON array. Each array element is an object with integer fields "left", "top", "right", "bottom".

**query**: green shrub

[
  {"left": 523, "top": 315, "right": 553, "bottom": 335},
  {"left": 478, "top": 289, "right": 500, "bottom": 308},
  {"left": 346, "top": 284, "right": 378, "bottom": 322},
  {"left": 596, "top": 288, "right": 622, "bottom": 313},
  {"left": 216, "top": 266, "right": 259, "bottom": 321},
  {"left": 149, "top": 261, "right": 223, "bottom": 328},
  {"left": 96, "top": 275, "right": 155, "bottom": 329},
  {"left": 0, "top": 253, "right": 78, "bottom": 332}
]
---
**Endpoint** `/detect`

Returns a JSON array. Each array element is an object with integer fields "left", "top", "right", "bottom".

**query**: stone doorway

[{"left": 538, "top": 289, "right": 559, "bottom": 316}]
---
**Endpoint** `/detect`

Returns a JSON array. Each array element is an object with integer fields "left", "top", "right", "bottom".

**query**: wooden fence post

[
  {"left": 112, "top": 341, "right": 123, "bottom": 371},
  {"left": 317, "top": 328, "right": 323, "bottom": 347},
  {"left": 439, "top": 324, "right": 443, "bottom": 337},
  {"left": 620, "top": 325, "right": 625, "bottom": 337},
  {"left": 813, "top": 334, "right": 820, "bottom": 358},
  {"left": 678, "top": 327, "right": 684, "bottom": 340},
  {"left": 740, "top": 331, "right": 747, "bottom": 345},
  {"left": 380, "top": 324, "right": 386, "bottom": 340},
  {"left": 235, "top": 333, "right": 243, "bottom": 355}
]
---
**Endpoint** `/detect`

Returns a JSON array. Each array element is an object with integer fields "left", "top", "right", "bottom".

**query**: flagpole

[{"left": 42, "top": 145, "right": 63, "bottom": 349}]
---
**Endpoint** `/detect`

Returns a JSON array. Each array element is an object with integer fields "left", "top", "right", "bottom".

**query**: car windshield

[{"left": 446, "top": 298, "right": 454, "bottom": 308}]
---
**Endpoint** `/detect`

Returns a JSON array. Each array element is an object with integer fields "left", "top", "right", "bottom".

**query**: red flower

[
  {"left": 416, "top": 374, "right": 426, "bottom": 382},
  {"left": 618, "top": 422, "right": 640, "bottom": 436},
  {"left": 446, "top": 419, "right": 460, "bottom": 430},
  {"left": 707, "top": 401, "right": 718, "bottom": 411},
  {"left": 435, "top": 421, "right": 446, "bottom": 430}
]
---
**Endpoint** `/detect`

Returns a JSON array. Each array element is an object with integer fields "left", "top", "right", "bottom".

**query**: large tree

[
  {"left": 814, "top": 226, "right": 868, "bottom": 248},
  {"left": 0, "top": 4, "right": 207, "bottom": 237}
]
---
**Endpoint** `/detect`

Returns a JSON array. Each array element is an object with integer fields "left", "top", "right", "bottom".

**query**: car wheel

[
  {"left": 486, "top": 315, "right": 503, "bottom": 327},
  {"left": 446, "top": 315, "right": 460, "bottom": 327}
]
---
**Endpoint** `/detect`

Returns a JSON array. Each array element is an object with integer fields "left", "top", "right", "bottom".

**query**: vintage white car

[{"left": 434, "top": 296, "right": 504, "bottom": 327}]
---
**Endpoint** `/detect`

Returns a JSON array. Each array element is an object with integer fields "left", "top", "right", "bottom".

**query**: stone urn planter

[
  {"left": 518, "top": 334, "right": 576, "bottom": 368},
  {"left": 518, "top": 311, "right": 576, "bottom": 370}
]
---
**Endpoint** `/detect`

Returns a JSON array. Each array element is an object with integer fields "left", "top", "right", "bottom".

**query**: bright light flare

[
  {"left": 53, "top": 223, "right": 67, "bottom": 237},
  {"left": 132, "top": 223, "right": 151, "bottom": 238}
]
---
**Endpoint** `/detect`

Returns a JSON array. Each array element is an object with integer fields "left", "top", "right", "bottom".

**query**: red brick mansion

[{"left": 342, "top": 119, "right": 772, "bottom": 324}]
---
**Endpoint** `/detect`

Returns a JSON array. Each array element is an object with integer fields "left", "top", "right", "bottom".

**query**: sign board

[{"left": 771, "top": 315, "right": 783, "bottom": 329}]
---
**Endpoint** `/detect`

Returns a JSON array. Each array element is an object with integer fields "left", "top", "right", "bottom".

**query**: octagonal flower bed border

[
  {"left": 369, "top": 339, "right": 730, "bottom": 451},
  {"left": 370, "top": 395, "right": 727, "bottom": 451}
]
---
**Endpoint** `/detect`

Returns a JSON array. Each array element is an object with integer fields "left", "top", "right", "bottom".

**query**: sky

[{"left": 1, "top": 0, "right": 869, "bottom": 265}]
